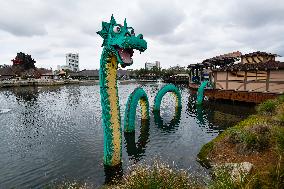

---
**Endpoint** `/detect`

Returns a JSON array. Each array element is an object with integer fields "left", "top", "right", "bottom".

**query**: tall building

[
  {"left": 65, "top": 53, "right": 79, "bottom": 72},
  {"left": 145, "top": 61, "right": 160, "bottom": 70}
]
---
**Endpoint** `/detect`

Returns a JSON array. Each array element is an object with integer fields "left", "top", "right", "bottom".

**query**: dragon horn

[
  {"left": 124, "top": 18, "right": 127, "bottom": 28},
  {"left": 110, "top": 14, "right": 116, "bottom": 25}
]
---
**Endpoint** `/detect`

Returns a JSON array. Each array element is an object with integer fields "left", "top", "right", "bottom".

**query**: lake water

[{"left": 0, "top": 83, "right": 255, "bottom": 188}]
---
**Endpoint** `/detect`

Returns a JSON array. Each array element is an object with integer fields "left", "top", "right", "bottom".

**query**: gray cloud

[
  {"left": 0, "top": 1, "right": 51, "bottom": 36},
  {"left": 0, "top": 0, "right": 283, "bottom": 69},
  {"left": 229, "top": 1, "right": 284, "bottom": 28},
  {"left": 0, "top": 22, "right": 47, "bottom": 37},
  {"left": 132, "top": 1, "right": 186, "bottom": 37}
]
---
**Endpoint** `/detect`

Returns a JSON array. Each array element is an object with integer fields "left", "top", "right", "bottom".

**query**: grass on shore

[
  {"left": 47, "top": 160, "right": 204, "bottom": 189},
  {"left": 106, "top": 160, "right": 203, "bottom": 189},
  {"left": 198, "top": 95, "right": 284, "bottom": 188}
]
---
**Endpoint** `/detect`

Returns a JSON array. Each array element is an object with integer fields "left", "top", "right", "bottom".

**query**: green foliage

[
  {"left": 198, "top": 97, "right": 284, "bottom": 188},
  {"left": 129, "top": 66, "right": 189, "bottom": 79},
  {"left": 12, "top": 52, "right": 36, "bottom": 70},
  {"left": 209, "top": 162, "right": 284, "bottom": 189},
  {"left": 256, "top": 99, "right": 278, "bottom": 114},
  {"left": 274, "top": 103, "right": 284, "bottom": 125},
  {"left": 277, "top": 95, "right": 284, "bottom": 103},
  {"left": 197, "top": 142, "right": 214, "bottom": 168},
  {"left": 109, "top": 161, "right": 202, "bottom": 189},
  {"left": 276, "top": 114, "right": 284, "bottom": 124},
  {"left": 227, "top": 124, "right": 271, "bottom": 153},
  {"left": 197, "top": 116, "right": 265, "bottom": 167},
  {"left": 267, "top": 156, "right": 284, "bottom": 189},
  {"left": 275, "top": 127, "right": 284, "bottom": 152},
  {"left": 227, "top": 115, "right": 266, "bottom": 131},
  {"left": 209, "top": 168, "right": 242, "bottom": 189},
  {"left": 43, "top": 181, "right": 87, "bottom": 189}
]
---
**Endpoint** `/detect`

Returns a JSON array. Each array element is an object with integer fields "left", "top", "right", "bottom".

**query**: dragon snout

[{"left": 125, "top": 32, "right": 131, "bottom": 37}]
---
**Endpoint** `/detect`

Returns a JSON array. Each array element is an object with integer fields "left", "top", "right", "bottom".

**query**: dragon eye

[{"left": 113, "top": 26, "right": 121, "bottom": 33}]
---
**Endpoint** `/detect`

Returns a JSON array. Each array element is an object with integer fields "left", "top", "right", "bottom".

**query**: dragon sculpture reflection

[{"left": 97, "top": 15, "right": 181, "bottom": 166}]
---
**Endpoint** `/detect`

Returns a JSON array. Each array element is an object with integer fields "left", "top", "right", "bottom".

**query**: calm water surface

[{"left": 0, "top": 83, "right": 255, "bottom": 188}]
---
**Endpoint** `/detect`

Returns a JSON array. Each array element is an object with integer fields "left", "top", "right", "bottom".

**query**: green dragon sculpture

[
  {"left": 98, "top": 15, "right": 182, "bottom": 166},
  {"left": 196, "top": 80, "right": 212, "bottom": 105}
]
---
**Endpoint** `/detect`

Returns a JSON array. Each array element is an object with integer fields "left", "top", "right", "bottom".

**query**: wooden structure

[
  {"left": 189, "top": 51, "right": 283, "bottom": 103},
  {"left": 188, "top": 51, "right": 241, "bottom": 83},
  {"left": 195, "top": 89, "right": 278, "bottom": 103},
  {"left": 163, "top": 74, "right": 189, "bottom": 84},
  {"left": 241, "top": 51, "right": 277, "bottom": 64},
  {"left": 40, "top": 72, "right": 55, "bottom": 80},
  {"left": 69, "top": 69, "right": 99, "bottom": 80},
  {"left": 212, "top": 52, "right": 284, "bottom": 93}
]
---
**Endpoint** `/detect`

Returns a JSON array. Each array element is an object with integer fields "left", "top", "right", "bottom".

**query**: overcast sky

[{"left": 0, "top": 0, "right": 284, "bottom": 70}]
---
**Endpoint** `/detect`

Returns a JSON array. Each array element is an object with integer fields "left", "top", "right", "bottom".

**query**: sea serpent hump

[
  {"left": 124, "top": 87, "right": 150, "bottom": 133},
  {"left": 196, "top": 80, "right": 212, "bottom": 105},
  {"left": 153, "top": 84, "right": 182, "bottom": 112},
  {"left": 124, "top": 84, "right": 182, "bottom": 133}
]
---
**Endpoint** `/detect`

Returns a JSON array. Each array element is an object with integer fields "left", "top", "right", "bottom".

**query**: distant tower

[
  {"left": 155, "top": 61, "right": 160, "bottom": 68},
  {"left": 65, "top": 53, "right": 79, "bottom": 72},
  {"left": 145, "top": 61, "right": 161, "bottom": 70}
]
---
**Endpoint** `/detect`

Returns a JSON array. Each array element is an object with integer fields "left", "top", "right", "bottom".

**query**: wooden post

[
  {"left": 244, "top": 71, "right": 247, "bottom": 91},
  {"left": 214, "top": 71, "right": 217, "bottom": 88},
  {"left": 188, "top": 70, "right": 192, "bottom": 83},
  {"left": 199, "top": 68, "right": 202, "bottom": 83},
  {"left": 256, "top": 70, "right": 258, "bottom": 80},
  {"left": 266, "top": 70, "right": 270, "bottom": 91},
  {"left": 226, "top": 70, "right": 229, "bottom": 90}
]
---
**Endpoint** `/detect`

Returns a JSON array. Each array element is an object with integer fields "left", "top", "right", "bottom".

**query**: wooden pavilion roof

[
  {"left": 202, "top": 51, "right": 242, "bottom": 66},
  {"left": 241, "top": 51, "right": 280, "bottom": 58},
  {"left": 188, "top": 51, "right": 242, "bottom": 69},
  {"left": 213, "top": 60, "right": 284, "bottom": 71}
]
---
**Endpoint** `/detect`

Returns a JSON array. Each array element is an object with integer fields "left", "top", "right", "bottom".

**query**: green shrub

[
  {"left": 109, "top": 160, "right": 202, "bottom": 189},
  {"left": 276, "top": 114, "right": 284, "bottom": 124},
  {"left": 277, "top": 95, "right": 284, "bottom": 103},
  {"left": 268, "top": 157, "right": 284, "bottom": 189},
  {"left": 226, "top": 124, "right": 271, "bottom": 153},
  {"left": 197, "top": 142, "right": 214, "bottom": 168},
  {"left": 275, "top": 104, "right": 284, "bottom": 125},
  {"left": 44, "top": 181, "right": 87, "bottom": 189},
  {"left": 275, "top": 128, "right": 284, "bottom": 152},
  {"left": 209, "top": 168, "right": 236, "bottom": 189},
  {"left": 227, "top": 115, "right": 266, "bottom": 131},
  {"left": 257, "top": 99, "right": 278, "bottom": 114},
  {"left": 209, "top": 166, "right": 249, "bottom": 189}
]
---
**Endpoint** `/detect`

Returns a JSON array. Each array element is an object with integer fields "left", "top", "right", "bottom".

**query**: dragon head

[{"left": 97, "top": 15, "right": 147, "bottom": 68}]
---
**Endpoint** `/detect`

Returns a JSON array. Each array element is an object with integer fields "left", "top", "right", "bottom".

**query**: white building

[
  {"left": 145, "top": 61, "right": 160, "bottom": 70},
  {"left": 65, "top": 53, "right": 79, "bottom": 72}
]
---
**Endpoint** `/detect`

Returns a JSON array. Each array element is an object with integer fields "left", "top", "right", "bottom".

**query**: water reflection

[
  {"left": 66, "top": 86, "right": 81, "bottom": 107},
  {"left": 153, "top": 107, "right": 182, "bottom": 133},
  {"left": 13, "top": 87, "right": 39, "bottom": 103},
  {"left": 104, "top": 163, "right": 123, "bottom": 184},
  {"left": 187, "top": 94, "right": 255, "bottom": 133},
  {"left": 124, "top": 119, "right": 150, "bottom": 162},
  {"left": 0, "top": 109, "right": 11, "bottom": 114}
]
